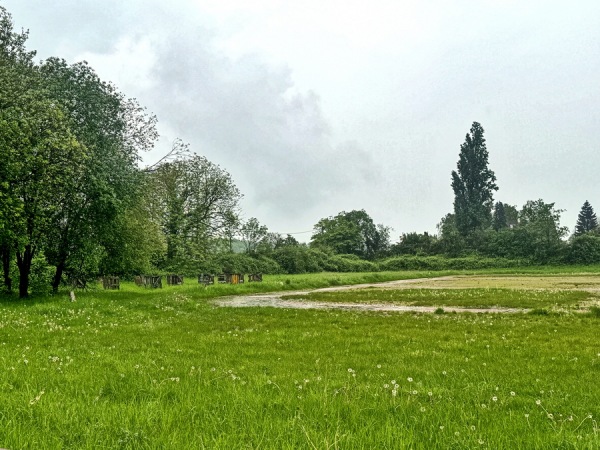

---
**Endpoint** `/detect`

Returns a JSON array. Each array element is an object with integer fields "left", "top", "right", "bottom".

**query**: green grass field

[
  {"left": 1, "top": 270, "right": 599, "bottom": 448},
  {"left": 283, "top": 288, "right": 594, "bottom": 310}
]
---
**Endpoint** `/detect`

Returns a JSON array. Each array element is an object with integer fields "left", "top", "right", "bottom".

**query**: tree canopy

[{"left": 310, "top": 209, "right": 390, "bottom": 260}]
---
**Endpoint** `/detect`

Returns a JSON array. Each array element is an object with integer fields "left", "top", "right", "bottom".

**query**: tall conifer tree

[{"left": 574, "top": 200, "right": 598, "bottom": 235}]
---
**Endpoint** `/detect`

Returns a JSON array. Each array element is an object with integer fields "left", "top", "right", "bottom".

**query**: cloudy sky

[{"left": 4, "top": 0, "right": 600, "bottom": 240}]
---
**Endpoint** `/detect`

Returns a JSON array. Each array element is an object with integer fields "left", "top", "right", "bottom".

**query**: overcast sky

[{"left": 4, "top": 0, "right": 600, "bottom": 240}]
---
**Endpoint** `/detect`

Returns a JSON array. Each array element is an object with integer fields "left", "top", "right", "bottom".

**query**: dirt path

[{"left": 213, "top": 276, "right": 528, "bottom": 314}]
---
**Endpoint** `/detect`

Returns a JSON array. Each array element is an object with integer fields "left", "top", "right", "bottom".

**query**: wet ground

[{"left": 213, "top": 275, "right": 593, "bottom": 313}]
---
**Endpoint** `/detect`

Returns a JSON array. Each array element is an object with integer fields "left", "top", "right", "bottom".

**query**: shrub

[
  {"left": 563, "top": 234, "right": 600, "bottom": 265},
  {"left": 378, "top": 255, "right": 525, "bottom": 271}
]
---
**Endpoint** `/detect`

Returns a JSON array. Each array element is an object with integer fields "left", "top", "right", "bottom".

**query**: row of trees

[{"left": 1, "top": 7, "right": 598, "bottom": 298}]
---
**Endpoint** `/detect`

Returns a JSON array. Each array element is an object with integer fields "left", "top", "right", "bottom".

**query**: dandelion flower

[
  {"left": 407, "top": 377, "right": 413, "bottom": 382},
  {"left": 492, "top": 396, "right": 498, "bottom": 402}
]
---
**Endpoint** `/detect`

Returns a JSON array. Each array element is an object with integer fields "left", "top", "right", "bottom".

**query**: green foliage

[
  {"left": 148, "top": 151, "right": 242, "bottom": 268},
  {"left": 563, "top": 234, "right": 600, "bottom": 265},
  {"left": 574, "top": 200, "right": 598, "bottom": 236},
  {"left": 272, "top": 245, "right": 325, "bottom": 274},
  {"left": 518, "top": 199, "right": 567, "bottom": 262},
  {"left": 99, "top": 201, "right": 166, "bottom": 276},
  {"left": 311, "top": 209, "right": 390, "bottom": 260},
  {"left": 390, "top": 232, "right": 437, "bottom": 256},
  {"left": 436, "top": 213, "right": 467, "bottom": 257},
  {"left": 211, "top": 253, "right": 282, "bottom": 275},
  {"left": 379, "top": 255, "right": 524, "bottom": 271},
  {"left": 322, "top": 254, "right": 379, "bottom": 272},
  {"left": 239, "top": 217, "right": 268, "bottom": 255},
  {"left": 492, "top": 201, "right": 507, "bottom": 231},
  {"left": 451, "top": 122, "right": 498, "bottom": 236}
]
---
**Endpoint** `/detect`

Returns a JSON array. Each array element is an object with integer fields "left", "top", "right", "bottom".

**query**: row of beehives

[{"left": 101, "top": 273, "right": 263, "bottom": 290}]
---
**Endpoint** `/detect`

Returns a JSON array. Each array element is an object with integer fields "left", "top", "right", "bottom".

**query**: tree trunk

[
  {"left": 16, "top": 245, "right": 33, "bottom": 298},
  {"left": 52, "top": 259, "right": 66, "bottom": 293},
  {"left": 1, "top": 243, "right": 11, "bottom": 293}
]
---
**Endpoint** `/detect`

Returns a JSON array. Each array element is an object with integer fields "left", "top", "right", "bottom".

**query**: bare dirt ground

[{"left": 213, "top": 274, "right": 600, "bottom": 313}]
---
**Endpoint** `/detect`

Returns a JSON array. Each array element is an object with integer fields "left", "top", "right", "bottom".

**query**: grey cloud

[{"left": 145, "top": 26, "right": 380, "bottom": 217}]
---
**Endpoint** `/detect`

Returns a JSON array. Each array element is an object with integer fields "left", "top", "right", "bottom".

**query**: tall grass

[{"left": 0, "top": 272, "right": 599, "bottom": 448}]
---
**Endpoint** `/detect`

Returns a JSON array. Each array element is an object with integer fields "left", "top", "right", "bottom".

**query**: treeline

[{"left": 1, "top": 8, "right": 598, "bottom": 298}]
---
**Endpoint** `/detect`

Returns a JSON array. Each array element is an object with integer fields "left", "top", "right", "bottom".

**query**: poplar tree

[{"left": 451, "top": 122, "right": 498, "bottom": 236}]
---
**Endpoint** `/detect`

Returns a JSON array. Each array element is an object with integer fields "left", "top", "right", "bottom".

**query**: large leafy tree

[
  {"left": 239, "top": 217, "right": 268, "bottom": 255},
  {"left": 0, "top": 77, "right": 86, "bottom": 297},
  {"left": 0, "top": 7, "right": 158, "bottom": 295},
  {"left": 574, "top": 200, "right": 598, "bottom": 236},
  {"left": 0, "top": 6, "right": 35, "bottom": 292},
  {"left": 451, "top": 122, "right": 498, "bottom": 236},
  {"left": 519, "top": 199, "right": 568, "bottom": 261},
  {"left": 0, "top": 7, "right": 88, "bottom": 297},
  {"left": 310, "top": 209, "right": 390, "bottom": 260},
  {"left": 148, "top": 151, "right": 242, "bottom": 270},
  {"left": 39, "top": 58, "right": 158, "bottom": 290}
]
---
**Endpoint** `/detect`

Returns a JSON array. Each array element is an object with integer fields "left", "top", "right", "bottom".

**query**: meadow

[{"left": 1, "top": 269, "right": 599, "bottom": 449}]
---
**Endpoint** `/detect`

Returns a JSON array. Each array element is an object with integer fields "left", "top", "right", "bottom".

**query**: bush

[
  {"left": 324, "top": 254, "right": 379, "bottom": 272},
  {"left": 209, "top": 253, "right": 283, "bottom": 274},
  {"left": 272, "top": 246, "right": 324, "bottom": 274},
  {"left": 378, "top": 255, "right": 525, "bottom": 271},
  {"left": 563, "top": 234, "right": 600, "bottom": 265}
]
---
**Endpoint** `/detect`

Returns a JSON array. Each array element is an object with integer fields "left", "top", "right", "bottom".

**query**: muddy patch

[
  {"left": 212, "top": 274, "right": 600, "bottom": 314},
  {"left": 213, "top": 292, "right": 527, "bottom": 314}
]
